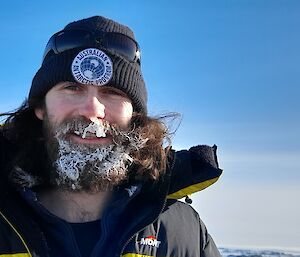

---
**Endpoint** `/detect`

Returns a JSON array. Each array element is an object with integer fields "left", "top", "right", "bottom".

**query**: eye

[
  {"left": 102, "top": 87, "right": 125, "bottom": 96},
  {"left": 64, "top": 84, "right": 83, "bottom": 91}
]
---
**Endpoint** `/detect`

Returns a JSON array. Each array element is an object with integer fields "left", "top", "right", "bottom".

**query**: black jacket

[{"left": 0, "top": 132, "right": 222, "bottom": 257}]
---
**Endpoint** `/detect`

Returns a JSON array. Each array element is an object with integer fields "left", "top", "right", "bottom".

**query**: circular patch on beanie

[{"left": 71, "top": 48, "right": 113, "bottom": 86}]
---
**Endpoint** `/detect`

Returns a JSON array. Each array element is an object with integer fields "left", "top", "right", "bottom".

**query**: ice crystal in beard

[
  {"left": 59, "top": 118, "right": 110, "bottom": 140},
  {"left": 10, "top": 166, "right": 41, "bottom": 188},
  {"left": 74, "top": 117, "right": 107, "bottom": 139},
  {"left": 54, "top": 140, "right": 131, "bottom": 190},
  {"left": 51, "top": 119, "right": 147, "bottom": 191}
]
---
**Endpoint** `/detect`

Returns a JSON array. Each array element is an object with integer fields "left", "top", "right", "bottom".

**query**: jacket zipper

[
  {"left": 118, "top": 197, "right": 167, "bottom": 257},
  {"left": 91, "top": 195, "right": 128, "bottom": 257},
  {"left": 118, "top": 151, "right": 176, "bottom": 257}
]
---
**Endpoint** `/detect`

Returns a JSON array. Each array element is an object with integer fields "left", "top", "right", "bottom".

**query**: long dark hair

[{"left": 0, "top": 98, "right": 52, "bottom": 188}]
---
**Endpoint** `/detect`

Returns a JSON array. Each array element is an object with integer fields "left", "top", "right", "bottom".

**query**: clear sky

[{"left": 0, "top": 0, "right": 299, "bottom": 250}]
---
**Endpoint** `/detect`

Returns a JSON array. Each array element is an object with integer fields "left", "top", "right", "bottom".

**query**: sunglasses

[{"left": 43, "top": 29, "right": 141, "bottom": 64}]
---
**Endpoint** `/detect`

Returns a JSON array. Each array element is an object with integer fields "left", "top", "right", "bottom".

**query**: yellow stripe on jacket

[{"left": 167, "top": 177, "right": 220, "bottom": 199}]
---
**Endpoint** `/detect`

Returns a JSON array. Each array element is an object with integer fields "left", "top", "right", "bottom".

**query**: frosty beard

[{"left": 43, "top": 116, "right": 147, "bottom": 192}]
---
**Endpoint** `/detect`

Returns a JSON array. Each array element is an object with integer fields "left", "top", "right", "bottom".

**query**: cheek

[
  {"left": 45, "top": 98, "right": 74, "bottom": 124},
  {"left": 122, "top": 102, "right": 133, "bottom": 118},
  {"left": 110, "top": 101, "right": 133, "bottom": 127}
]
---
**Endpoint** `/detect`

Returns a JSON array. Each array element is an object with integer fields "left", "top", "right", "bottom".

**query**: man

[{"left": 0, "top": 16, "right": 222, "bottom": 257}]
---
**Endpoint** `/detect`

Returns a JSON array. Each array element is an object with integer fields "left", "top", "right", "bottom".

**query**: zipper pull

[{"left": 185, "top": 195, "right": 192, "bottom": 204}]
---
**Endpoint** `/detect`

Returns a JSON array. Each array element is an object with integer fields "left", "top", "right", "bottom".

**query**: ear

[{"left": 34, "top": 107, "right": 45, "bottom": 120}]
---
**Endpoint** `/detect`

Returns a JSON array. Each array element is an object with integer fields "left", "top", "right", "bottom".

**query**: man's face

[
  {"left": 35, "top": 82, "right": 134, "bottom": 144},
  {"left": 34, "top": 82, "right": 142, "bottom": 191}
]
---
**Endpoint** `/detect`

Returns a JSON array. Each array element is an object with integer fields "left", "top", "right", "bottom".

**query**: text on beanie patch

[{"left": 71, "top": 48, "right": 113, "bottom": 86}]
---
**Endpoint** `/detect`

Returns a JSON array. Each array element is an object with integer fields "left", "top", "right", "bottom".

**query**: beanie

[{"left": 29, "top": 16, "right": 147, "bottom": 113}]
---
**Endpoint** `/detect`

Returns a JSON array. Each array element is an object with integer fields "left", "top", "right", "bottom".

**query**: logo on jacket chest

[{"left": 140, "top": 236, "right": 161, "bottom": 248}]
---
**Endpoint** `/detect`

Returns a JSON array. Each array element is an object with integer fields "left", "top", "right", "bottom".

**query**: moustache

[
  {"left": 55, "top": 117, "right": 111, "bottom": 138},
  {"left": 52, "top": 117, "right": 146, "bottom": 149}
]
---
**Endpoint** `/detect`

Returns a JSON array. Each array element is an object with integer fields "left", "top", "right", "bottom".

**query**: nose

[{"left": 78, "top": 95, "right": 105, "bottom": 120}]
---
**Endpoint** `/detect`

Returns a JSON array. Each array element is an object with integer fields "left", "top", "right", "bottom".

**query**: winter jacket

[{"left": 0, "top": 131, "right": 222, "bottom": 257}]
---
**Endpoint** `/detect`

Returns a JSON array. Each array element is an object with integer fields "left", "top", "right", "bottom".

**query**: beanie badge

[{"left": 71, "top": 48, "right": 113, "bottom": 86}]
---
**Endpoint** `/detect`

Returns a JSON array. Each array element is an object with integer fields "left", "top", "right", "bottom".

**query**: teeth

[
  {"left": 69, "top": 119, "right": 108, "bottom": 139},
  {"left": 82, "top": 132, "right": 101, "bottom": 139}
]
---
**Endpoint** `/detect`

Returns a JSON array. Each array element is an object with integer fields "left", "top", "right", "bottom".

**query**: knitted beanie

[{"left": 29, "top": 16, "right": 147, "bottom": 113}]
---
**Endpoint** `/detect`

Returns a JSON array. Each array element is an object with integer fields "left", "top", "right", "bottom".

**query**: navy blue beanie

[{"left": 29, "top": 16, "right": 147, "bottom": 114}]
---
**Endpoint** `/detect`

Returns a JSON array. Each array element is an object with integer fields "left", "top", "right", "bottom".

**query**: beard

[
  {"left": 11, "top": 114, "right": 147, "bottom": 192},
  {"left": 43, "top": 115, "right": 147, "bottom": 192}
]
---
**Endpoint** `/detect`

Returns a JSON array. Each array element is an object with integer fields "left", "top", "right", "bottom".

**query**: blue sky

[{"left": 1, "top": 0, "right": 299, "bottom": 250}]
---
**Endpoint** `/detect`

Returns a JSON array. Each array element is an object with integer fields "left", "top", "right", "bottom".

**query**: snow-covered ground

[{"left": 219, "top": 247, "right": 300, "bottom": 257}]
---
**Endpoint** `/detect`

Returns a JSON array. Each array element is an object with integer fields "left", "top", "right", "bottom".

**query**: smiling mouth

[
  {"left": 73, "top": 131, "right": 106, "bottom": 139},
  {"left": 56, "top": 118, "right": 113, "bottom": 146},
  {"left": 71, "top": 118, "right": 110, "bottom": 139},
  {"left": 68, "top": 132, "right": 113, "bottom": 146}
]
